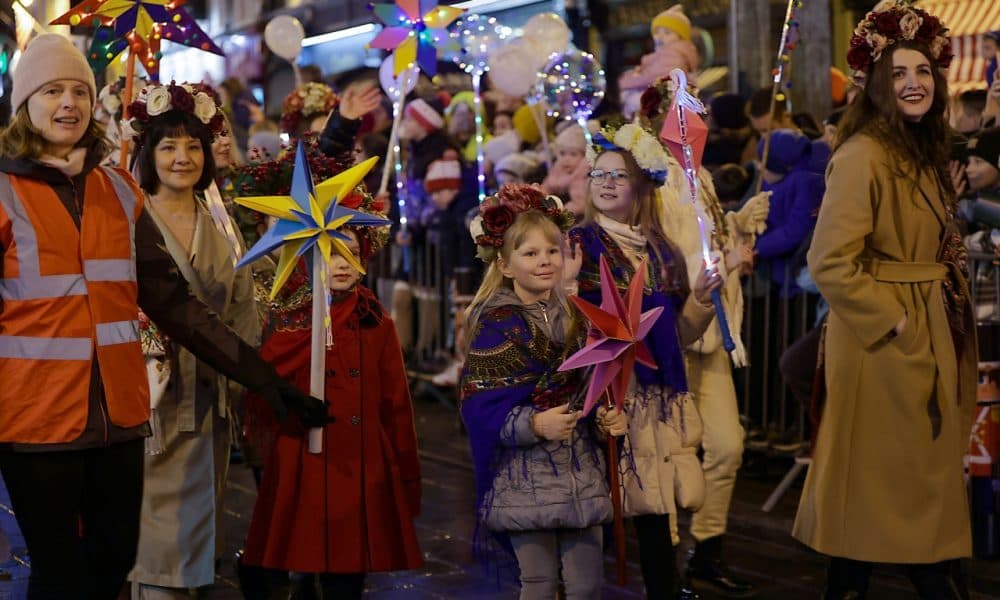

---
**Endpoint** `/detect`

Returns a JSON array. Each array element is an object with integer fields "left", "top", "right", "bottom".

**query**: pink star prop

[{"left": 558, "top": 255, "right": 663, "bottom": 415}]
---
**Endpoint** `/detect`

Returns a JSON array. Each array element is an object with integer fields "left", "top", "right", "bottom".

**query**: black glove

[{"left": 261, "top": 380, "right": 332, "bottom": 428}]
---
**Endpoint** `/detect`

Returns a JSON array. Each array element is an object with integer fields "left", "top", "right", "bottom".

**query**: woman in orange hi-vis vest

[{"left": 0, "top": 35, "right": 328, "bottom": 599}]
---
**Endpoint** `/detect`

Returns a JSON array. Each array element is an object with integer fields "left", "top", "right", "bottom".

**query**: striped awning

[{"left": 918, "top": 0, "right": 1000, "bottom": 93}]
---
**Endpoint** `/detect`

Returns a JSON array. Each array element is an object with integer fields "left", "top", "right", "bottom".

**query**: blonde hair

[
  {"left": 0, "top": 104, "right": 108, "bottom": 160},
  {"left": 464, "top": 210, "right": 575, "bottom": 352}
]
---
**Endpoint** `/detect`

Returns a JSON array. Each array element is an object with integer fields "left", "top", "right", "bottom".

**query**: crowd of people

[{"left": 0, "top": 0, "right": 994, "bottom": 599}]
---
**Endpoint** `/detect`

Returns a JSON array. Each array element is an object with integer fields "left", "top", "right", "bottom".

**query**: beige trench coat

[
  {"left": 130, "top": 201, "right": 260, "bottom": 588},
  {"left": 794, "top": 134, "right": 978, "bottom": 563}
]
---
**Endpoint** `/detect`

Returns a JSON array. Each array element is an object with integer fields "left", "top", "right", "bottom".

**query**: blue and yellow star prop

[
  {"left": 369, "top": 0, "right": 464, "bottom": 76},
  {"left": 235, "top": 143, "right": 389, "bottom": 300}
]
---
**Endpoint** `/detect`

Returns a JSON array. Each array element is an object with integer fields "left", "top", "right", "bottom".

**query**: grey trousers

[{"left": 509, "top": 525, "right": 604, "bottom": 600}]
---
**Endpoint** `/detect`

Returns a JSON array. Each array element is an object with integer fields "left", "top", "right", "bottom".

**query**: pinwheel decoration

[
  {"left": 368, "top": 0, "right": 464, "bottom": 76},
  {"left": 558, "top": 255, "right": 662, "bottom": 415},
  {"left": 660, "top": 68, "right": 735, "bottom": 353},
  {"left": 235, "top": 143, "right": 389, "bottom": 454}
]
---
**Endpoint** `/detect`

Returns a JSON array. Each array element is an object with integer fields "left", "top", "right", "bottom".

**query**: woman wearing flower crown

[
  {"left": 239, "top": 197, "right": 421, "bottom": 600},
  {"left": 280, "top": 81, "right": 340, "bottom": 140},
  {"left": 565, "top": 123, "right": 723, "bottom": 599},
  {"left": 793, "top": 2, "right": 976, "bottom": 598},
  {"left": 123, "top": 82, "right": 264, "bottom": 597},
  {"left": 460, "top": 183, "right": 620, "bottom": 599}
]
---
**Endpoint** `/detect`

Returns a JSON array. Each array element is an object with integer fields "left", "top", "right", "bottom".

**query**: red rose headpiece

[
  {"left": 470, "top": 184, "right": 576, "bottom": 262},
  {"left": 123, "top": 81, "right": 225, "bottom": 141},
  {"left": 847, "top": 0, "right": 952, "bottom": 74}
]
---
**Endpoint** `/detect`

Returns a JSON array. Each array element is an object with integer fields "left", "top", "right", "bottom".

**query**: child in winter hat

[
  {"left": 400, "top": 98, "right": 445, "bottom": 140},
  {"left": 758, "top": 129, "right": 812, "bottom": 182},
  {"left": 618, "top": 5, "right": 700, "bottom": 118},
  {"left": 495, "top": 152, "right": 542, "bottom": 187},
  {"left": 424, "top": 149, "right": 463, "bottom": 211},
  {"left": 542, "top": 124, "right": 589, "bottom": 214}
]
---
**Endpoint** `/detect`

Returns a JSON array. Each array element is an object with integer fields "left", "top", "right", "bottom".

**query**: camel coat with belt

[
  {"left": 793, "top": 133, "right": 978, "bottom": 563},
  {"left": 131, "top": 201, "right": 260, "bottom": 588}
]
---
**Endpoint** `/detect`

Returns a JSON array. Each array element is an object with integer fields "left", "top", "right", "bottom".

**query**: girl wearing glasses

[{"left": 565, "top": 124, "right": 722, "bottom": 599}]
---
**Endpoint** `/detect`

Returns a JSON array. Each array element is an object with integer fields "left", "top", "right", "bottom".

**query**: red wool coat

[{"left": 243, "top": 291, "right": 422, "bottom": 573}]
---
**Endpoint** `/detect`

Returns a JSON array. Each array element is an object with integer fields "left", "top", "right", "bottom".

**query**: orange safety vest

[{"left": 0, "top": 167, "right": 149, "bottom": 443}]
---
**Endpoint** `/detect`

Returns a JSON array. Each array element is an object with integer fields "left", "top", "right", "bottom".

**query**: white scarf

[{"left": 596, "top": 213, "right": 647, "bottom": 271}]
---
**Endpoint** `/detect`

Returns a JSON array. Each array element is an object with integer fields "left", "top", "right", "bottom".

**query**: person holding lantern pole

[
  {"left": 0, "top": 34, "right": 327, "bottom": 599},
  {"left": 793, "top": 3, "right": 977, "bottom": 598},
  {"left": 565, "top": 122, "right": 723, "bottom": 599}
]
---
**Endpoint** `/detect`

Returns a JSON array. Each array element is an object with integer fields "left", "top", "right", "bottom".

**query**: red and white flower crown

[
  {"left": 847, "top": 0, "right": 952, "bottom": 74},
  {"left": 470, "top": 184, "right": 576, "bottom": 262},
  {"left": 122, "top": 82, "right": 225, "bottom": 141}
]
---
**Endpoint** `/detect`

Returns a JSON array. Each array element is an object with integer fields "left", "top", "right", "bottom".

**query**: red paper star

[{"left": 558, "top": 255, "right": 663, "bottom": 415}]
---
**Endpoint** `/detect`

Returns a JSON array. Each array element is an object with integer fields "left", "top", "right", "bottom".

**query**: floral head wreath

[
  {"left": 122, "top": 81, "right": 225, "bottom": 142},
  {"left": 847, "top": 0, "right": 952, "bottom": 74},
  {"left": 339, "top": 189, "right": 390, "bottom": 261},
  {"left": 280, "top": 82, "right": 339, "bottom": 134},
  {"left": 470, "top": 184, "right": 576, "bottom": 262},
  {"left": 638, "top": 76, "right": 699, "bottom": 123},
  {"left": 585, "top": 122, "right": 670, "bottom": 186}
]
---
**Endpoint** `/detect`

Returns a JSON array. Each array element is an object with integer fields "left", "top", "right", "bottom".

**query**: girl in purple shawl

[
  {"left": 459, "top": 184, "right": 624, "bottom": 599},
  {"left": 565, "top": 123, "right": 722, "bottom": 599}
]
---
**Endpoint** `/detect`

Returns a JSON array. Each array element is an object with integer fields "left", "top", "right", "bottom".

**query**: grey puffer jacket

[
  {"left": 484, "top": 404, "right": 614, "bottom": 532},
  {"left": 463, "top": 288, "right": 612, "bottom": 533}
]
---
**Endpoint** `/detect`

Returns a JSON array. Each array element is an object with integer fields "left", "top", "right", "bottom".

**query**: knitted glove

[
  {"left": 260, "top": 380, "right": 332, "bottom": 428},
  {"left": 733, "top": 191, "right": 771, "bottom": 235}
]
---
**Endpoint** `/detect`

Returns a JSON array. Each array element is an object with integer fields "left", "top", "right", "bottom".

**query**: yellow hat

[
  {"left": 651, "top": 5, "right": 691, "bottom": 42},
  {"left": 513, "top": 104, "right": 546, "bottom": 146}
]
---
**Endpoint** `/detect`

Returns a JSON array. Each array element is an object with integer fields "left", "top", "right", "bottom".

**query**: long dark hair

[{"left": 835, "top": 40, "right": 952, "bottom": 195}]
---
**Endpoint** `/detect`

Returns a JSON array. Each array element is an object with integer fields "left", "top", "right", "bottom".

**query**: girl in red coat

[{"left": 241, "top": 203, "right": 422, "bottom": 599}]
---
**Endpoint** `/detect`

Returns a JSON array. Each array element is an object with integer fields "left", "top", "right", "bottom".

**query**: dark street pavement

[{"left": 0, "top": 398, "right": 998, "bottom": 598}]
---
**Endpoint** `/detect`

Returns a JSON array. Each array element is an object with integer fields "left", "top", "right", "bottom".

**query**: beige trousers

[{"left": 686, "top": 346, "right": 745, "bottom": 541}]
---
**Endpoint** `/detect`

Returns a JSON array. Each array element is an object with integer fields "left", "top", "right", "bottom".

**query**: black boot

[
  {"left": 907, "top": 561, "right": 970, "bottom": 600},
  {"left": 686, "top": 536, "right": 755, "bottom": 597},
  {"left": 236, "top": 548, "right": 288, "bottom": 600}
]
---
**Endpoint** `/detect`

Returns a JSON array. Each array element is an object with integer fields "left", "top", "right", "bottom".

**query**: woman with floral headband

[
  {"left": 0, "top": 35, "right": 325, "bottom": 598},
  {"left": 565, "top": 123, "right": 723, "bottom": 599},
  {"left": 123, "top": 81, "right": 263, "bottom": 598},
  {"left": 239, "top": 195, "right": 420, "bottom": 600},
  {"left": 280, "top": 81, "right": 340, "bottom": 140},
  {"left": 460, "top": 183, "right": 620, "bottom": 599},
  {"left": 793, "top": 2, "right": 976, "bottom": 598}
]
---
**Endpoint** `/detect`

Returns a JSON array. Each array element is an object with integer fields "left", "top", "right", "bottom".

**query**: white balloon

[
  {"left": 265, "top": 16, "right": 305, "bottom": 62},
  {"left": 488, "top": 39, "right": 545, "bottom": 97},
  {"left": 522, "top": 13, "right": 571, "bottom": 61},
  {"left": 379, "top": 57, "right": 418, "bottom": 99}
]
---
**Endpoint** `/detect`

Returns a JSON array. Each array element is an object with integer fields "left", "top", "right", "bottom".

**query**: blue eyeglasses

[{"left": 588, "top": 169, "right": 630, "bottom": 184}]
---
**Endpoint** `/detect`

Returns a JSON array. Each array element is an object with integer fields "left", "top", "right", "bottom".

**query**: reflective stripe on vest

[
  {"left": 95, "top": 319, "right": 139, "bottom": 346},
  {"left": 0, "top": 169, "right": 138, "bottom": 300},
  {"left": 0, "top": 335, "right": 92, "bottom": 360}
]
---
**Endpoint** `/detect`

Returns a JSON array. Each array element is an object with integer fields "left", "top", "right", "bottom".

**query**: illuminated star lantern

[
  {"left": 235, "top": 143, "right": 390, "bottom": 299},
  {"left": 369, "top": 0, "right": 464, "bottom": 76},
  {"left": 52, "top": 0, "right": 223, "bottom": 78},
  {"left": 558, "top": 255, "right": 663, "bottom": 415}
]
